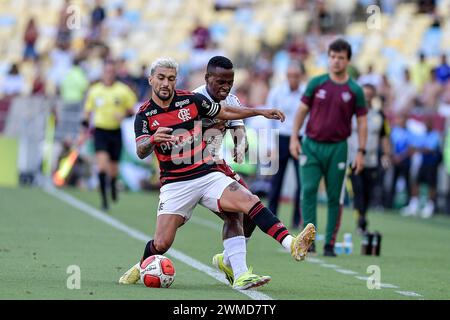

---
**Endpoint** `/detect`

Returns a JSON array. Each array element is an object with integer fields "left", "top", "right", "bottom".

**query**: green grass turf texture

[{"left": 1, "top": 186, "right": 449, "bottom": 300}]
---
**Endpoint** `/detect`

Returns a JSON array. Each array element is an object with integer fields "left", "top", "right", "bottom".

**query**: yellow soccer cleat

[
  {"left": 212, "top": 253, "right": 234, "bottom": 285},
  {"left": 118, "top": 262, "right": 140, "bottom": 284},
  {"left": 291, "top": 223, "right": 316, "bottom": 261},
  {"left": 232, "top": 268, "right": 271, "bottom": 290}
]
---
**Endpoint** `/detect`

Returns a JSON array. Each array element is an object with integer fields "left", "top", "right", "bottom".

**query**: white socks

[
  {"left": 223, "top": 236, "right": 248, "bottom": 280},
  {"left": 281, "top": 235, "right": 294, "bottom": 252}
]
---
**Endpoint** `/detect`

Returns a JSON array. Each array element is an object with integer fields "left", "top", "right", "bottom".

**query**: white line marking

[
  {"left": 396, "top": 291, "right": 423, "bottom": 297},
  {"left": 335, "top": 269, "right": 358, "bottom": 275},
  {"left": 320, "top": 264, "right": 340, "bottom": 268},
  {"left": 355, "top": 276, "right": 399, "bottom": 289},
  {"left": 306, "top": 258, "right": 325, "bottom": 264},
  {"left": 43, "top": 187, "right": 273, "bottom": 301}
]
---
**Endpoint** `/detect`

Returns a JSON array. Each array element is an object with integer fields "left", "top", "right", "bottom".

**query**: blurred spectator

[
  {"left": 105, "top": 6, "right": 130, "bottom": 39},
  {"left": 116, "top": 58, "right": 135, "bottom": 89},
  {"left": 418, "top": 68, "right": 442, "bottom": 110},
  {"left": 59, "top": 58, "right": 89, "bottom": 140},
  {"left": 392, "top": 69, "right": 417, "bottom": 114},
  {"left": 402, "top": 118, "right": 441, "bottom": 218},
  {"left": 266, "top": 61, "right": 307, "bottom": 229},
  {"left": 387, "top": 113, "right": 413, "bottom": 208},
  {"left": 134, "top": 65, "right": 151, "bottom": 102},
  {"left": 23, "top": 18, "right": 39, "bottom": 61},
  {"left": 48, "top": 42, "right": 74, "bottom": 92},
  {"left": 191, "top": 20, "right": 211, "bottom": 50},
  {"left": 254, "top": 50, "right": 273, "bottom": 77},
  {"left": 358, "top": 64, "right": 382, "bottom": 90},
  {"left": 315, "top": 0, "right": 334, "bottom": 34},
  {"left": 0, "top": 64, "right": 25, "bottom": 97},
  {"left": 439, "top": 81, "right": 450, "bottom": 117},
  {"left": 60, "top": 58, "right": 89, "bottom": 105},
  {"left": 435, "top": 54, "right": 450, "bottom": 84},
  {"left": 32, "top": 61, "right": 46, "bottom": 96},
  {"left": 411, "top": 52, "right": 432, "bottom": 92},
  {"left": 418, "top": 0, "right": 436, "bottom": 14},
  {"left": 214, "top": 0, "right": 238, "bottom": 11},
  {"left": 91, "top": 0, "right": 106, "bottom": 28},
  {"left": 378, "top": 74, "right": 393, "bottom": 110},
  {"left": 287, "top": 35, "right": 310, "bottom": 62},
  {"left": 349, "top": 84, "right": 391, "bottom": 232},
  {"left": 88, "top": 0, "right": 107, "bottom": 44},
  {"left": 293, "top": 0, "right": 308, "bottom": 11},
  {"left": 247, "top": 69, "right": 270, "bottom": 108},
  {"left": 56, "top": 0, "right": 72, "bottom": 48}
]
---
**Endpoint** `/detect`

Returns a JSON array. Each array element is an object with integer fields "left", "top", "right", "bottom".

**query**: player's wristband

[
  {"left": 357, "top": 148, "right": 366, "bottom": 155},
  {"left": 149, "top": 135, "right": 155, "bottom": 145},
  {"left": 81, "top": 119, "right": 89, "bottom": 128}
]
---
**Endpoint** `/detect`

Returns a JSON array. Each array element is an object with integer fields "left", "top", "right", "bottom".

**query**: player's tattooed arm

[
  {"left": 136, "top": 127, "right": 175, "bottom": 159},
  {"left": 136, "top": 136, "right": 155, "bottom": 159}
]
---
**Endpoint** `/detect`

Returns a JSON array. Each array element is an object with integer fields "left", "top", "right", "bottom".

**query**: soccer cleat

[
  {"left": 291, "top": 223, "right": 316, "bottom": 261},
  {"left": 323, "top": 244, "right": 337, "bottom": 257},
  {"left": 232, "top": 268, "right": 271, "bottom": 290},
  {"left": 212, "top": 253, "right": 234, "bottom": 285},
  {"left": 118, "top": 262, "right": 140, "bottom": 284}
]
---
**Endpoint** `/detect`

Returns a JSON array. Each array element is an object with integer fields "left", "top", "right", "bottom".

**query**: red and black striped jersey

[{"left": 134, "top": 90, "right": 222, "bottom": 185}]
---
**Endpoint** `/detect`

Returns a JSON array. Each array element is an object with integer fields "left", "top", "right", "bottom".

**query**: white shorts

[{"left": 157, "top": 171, "right": 235, "bottom": 222}]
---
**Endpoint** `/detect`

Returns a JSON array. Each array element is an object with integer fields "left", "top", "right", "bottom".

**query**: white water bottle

[{"left": 343, "top": 233, "right": 353, "bottom": 254}]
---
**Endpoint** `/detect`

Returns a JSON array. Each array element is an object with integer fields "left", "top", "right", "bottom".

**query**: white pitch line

[
  {"left": 43, "top": 187, "right": 273, "bottom": 301},
  {"left": 396, "top": 291, "right": 423, "bottom": 297}
]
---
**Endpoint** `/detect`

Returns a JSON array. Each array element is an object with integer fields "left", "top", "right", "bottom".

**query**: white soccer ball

[{"left": 139, "top": 255, "right": 176, "bottom": 288}]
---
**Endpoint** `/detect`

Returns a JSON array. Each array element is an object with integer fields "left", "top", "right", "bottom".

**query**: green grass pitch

[{"left": 1, "top": 186, "right": 449, "bottom": 300}]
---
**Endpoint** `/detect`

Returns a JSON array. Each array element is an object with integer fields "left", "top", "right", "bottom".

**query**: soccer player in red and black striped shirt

[{"left": 119, "top": 58, "right": 316, "bottom": 289}]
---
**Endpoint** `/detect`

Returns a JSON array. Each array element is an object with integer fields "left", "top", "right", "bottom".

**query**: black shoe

[
  {"left": 358, "top": 216, "right": 367, "bottom": 232},
  {"left": 101, "top": 199, "right": 109, "bottom": 212},
  {"left": 323, "top": 244, "right": 337, "bottom": 257}
]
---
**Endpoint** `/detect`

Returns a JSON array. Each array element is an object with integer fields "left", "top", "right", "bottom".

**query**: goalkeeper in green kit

[{"left": 289, "top": 39, "right": 368, "bottom": 256}]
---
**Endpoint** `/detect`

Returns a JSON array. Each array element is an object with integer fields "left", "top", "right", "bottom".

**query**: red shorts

[{"left": 216, "top": 161, "right": 249, "bottom": 189}]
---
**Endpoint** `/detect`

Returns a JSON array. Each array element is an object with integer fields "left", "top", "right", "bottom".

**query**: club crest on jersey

[
  {"left": 341, "top": 92, "right": 351, "bottom": 102},
  {"left": 178, "top": 108, "right": 192, "bottom": 122},
  {"left": 316, "top": 89, "right": 326, "bottom": 99}
]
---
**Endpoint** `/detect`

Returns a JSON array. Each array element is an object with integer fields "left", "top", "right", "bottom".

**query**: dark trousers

[
  {"left": 268, "top": 135, "right": 302, "bottom": 227},
  {"left": 350, "top": 167, "right": 378, "bottom": 217},
  {"left": 387, "top": 160, "right": 411, "bottom": 208}
]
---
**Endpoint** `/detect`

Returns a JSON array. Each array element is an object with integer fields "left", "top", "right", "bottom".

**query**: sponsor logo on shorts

[
  {"left": 338, "top": 162, "right": 346, "bottom": 170},
  {"left": 158, "top": 202, "right": 165, "bottom": 211}
]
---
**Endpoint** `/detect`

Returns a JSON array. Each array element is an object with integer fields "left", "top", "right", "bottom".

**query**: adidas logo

[{"left": 152, "top": 120, "right": 160, "bottom": 127}]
